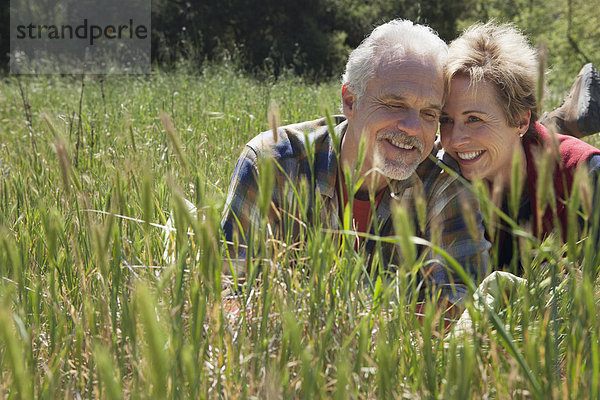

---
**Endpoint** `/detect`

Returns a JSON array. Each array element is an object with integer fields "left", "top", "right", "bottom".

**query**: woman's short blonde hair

[{"left": 445, "top": 22, "right": 539, "bottom": 135}]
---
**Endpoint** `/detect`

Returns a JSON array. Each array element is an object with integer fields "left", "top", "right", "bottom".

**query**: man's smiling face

[{"left": 343, "top": 51, "right": 444, "bottom": 189}]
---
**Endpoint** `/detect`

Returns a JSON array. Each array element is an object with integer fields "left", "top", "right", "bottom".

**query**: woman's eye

[
  {"left": 468, "top": 115, "right": 482, "bottom": 122},
  {"left": 439, "top": 116, "right": 452, "bottom": 124}
]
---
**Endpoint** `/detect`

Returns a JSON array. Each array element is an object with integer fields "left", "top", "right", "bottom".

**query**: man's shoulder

[
  {"left": 416, "top": 150, "right": 464, "bottom": 194},
  {"left": 246, "top": 116, "right": 346, "bottom": 161},
  {"left": 410, "top": 153, "right": 479, "bottom": 221}
]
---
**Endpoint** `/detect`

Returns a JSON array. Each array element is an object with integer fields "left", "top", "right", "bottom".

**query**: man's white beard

[
  {"left": 373, "top": 132, "right": 423, "bottom": 181},
  {"left": 374, "top": 150, "right": 420, "bottom": 180}
]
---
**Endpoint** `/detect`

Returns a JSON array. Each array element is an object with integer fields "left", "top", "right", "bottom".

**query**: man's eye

[
  {"left": 468, "top": 116, "right": 482, "bottom": 122},
  {"left": 388, "top": 104, "right": 405, "bottom": 109},
  {"left": 422, "top": 112, "right": 438, "bottom": 121}
]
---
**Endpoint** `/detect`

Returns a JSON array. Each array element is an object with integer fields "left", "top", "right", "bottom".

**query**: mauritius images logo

[{"left": 10, "top": 0, "right": 151, "bottom": 74}]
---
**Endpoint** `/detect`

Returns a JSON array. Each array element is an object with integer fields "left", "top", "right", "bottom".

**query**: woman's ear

[
  {"left": 342, "top": 83, "right": 356, "bottom": 120},
  {"left": 517, "top": 110, "right": 532, "bottom": 136}
]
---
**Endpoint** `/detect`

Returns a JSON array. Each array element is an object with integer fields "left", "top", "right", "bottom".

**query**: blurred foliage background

[{"left": 1, "top": 0, "right": 599, "bottom": 100}]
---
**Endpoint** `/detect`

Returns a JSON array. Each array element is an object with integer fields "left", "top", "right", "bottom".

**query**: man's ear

[
  {"left": 342, "top": 83, "right": 356, "bottom": 120},
  {"left": 517, "top": 110, "right": 532, "bottom": 135}
]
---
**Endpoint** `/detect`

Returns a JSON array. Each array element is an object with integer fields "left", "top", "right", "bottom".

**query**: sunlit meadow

[{"left": 0, "top": 63, "right": 599, "bottom": 398}]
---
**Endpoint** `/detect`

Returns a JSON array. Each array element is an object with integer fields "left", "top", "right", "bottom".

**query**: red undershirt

[
  {"left": 337, "top": 173, "right": 386, "bottom": 247},
  {"left": 338, "top": 175, "right": 460, "bottom": 327}
]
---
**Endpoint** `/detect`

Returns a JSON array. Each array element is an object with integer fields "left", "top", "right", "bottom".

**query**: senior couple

[{"left": 221, "top": 19, "right": 600, "bottom": 312}]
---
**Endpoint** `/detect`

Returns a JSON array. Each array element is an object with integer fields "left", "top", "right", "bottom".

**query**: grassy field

[{"left": 0, "top": 65, "right": 599, "bottom": 399}]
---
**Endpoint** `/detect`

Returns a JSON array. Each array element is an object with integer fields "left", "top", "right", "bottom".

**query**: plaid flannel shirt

[{"left": 221, "top": 116, "right": 490, "bottom": 302}]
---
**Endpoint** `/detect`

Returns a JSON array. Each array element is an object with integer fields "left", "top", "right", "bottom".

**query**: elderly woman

[{"left": 439, "top": 22, "right": 600, "bottom": 270}]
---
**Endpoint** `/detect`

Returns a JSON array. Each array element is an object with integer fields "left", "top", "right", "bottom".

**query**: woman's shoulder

[{"left": 529, "top": 122, "right": 600, "bottom": 169}]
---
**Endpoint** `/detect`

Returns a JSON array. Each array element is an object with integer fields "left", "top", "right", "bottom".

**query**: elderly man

[{"left": 221, "top": 19, "right": 490, "bottom": 304}]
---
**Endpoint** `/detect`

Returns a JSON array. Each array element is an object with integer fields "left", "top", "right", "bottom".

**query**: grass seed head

[
  {"left": 268, "top": 100, "right": 280, "bottom": 143},
  {"left": 160, "top": 111, "right": 189, "bottom": 172},
  {"left": 53, "top": 136, "right": 72, "bottom": 195}
]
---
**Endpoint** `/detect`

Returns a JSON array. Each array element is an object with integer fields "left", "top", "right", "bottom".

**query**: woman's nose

[{"left": 447, "top": 122, "right": 471, "bottom": 146}]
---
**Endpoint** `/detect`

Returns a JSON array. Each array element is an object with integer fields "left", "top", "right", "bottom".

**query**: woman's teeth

[{"left": 457, "top": 150, "right": 483, "bottom": 160}]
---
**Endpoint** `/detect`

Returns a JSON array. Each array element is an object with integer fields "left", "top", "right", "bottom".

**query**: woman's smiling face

[{"left": 440, "top": 75, "right": 529, "bottom": 184}]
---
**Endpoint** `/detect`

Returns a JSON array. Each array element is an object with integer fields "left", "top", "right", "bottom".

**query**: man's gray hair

[{"left": 342, "top": 19, "right": 448, "bottom": 98}]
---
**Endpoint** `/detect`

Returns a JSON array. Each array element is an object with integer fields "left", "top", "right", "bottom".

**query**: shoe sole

[{"left": 577, "top": 63, "right": 600, "bottom": 135}]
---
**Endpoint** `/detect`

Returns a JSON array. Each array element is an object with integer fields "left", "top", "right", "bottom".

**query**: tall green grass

[{"left": 0, "top": 64, "right": 599, "bottom": 398}]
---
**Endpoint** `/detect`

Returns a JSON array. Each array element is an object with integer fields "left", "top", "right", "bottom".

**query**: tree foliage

[
  {"left": 150, "top": 0, "right": 474, "bottom": 77},
  {"left": 0, "top": 0, "right": 598, "bottom": 88}
]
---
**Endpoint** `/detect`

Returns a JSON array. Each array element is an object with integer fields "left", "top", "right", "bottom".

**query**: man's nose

[{"left": 397, "top": 110, "right": 421, "bottom": 135}]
